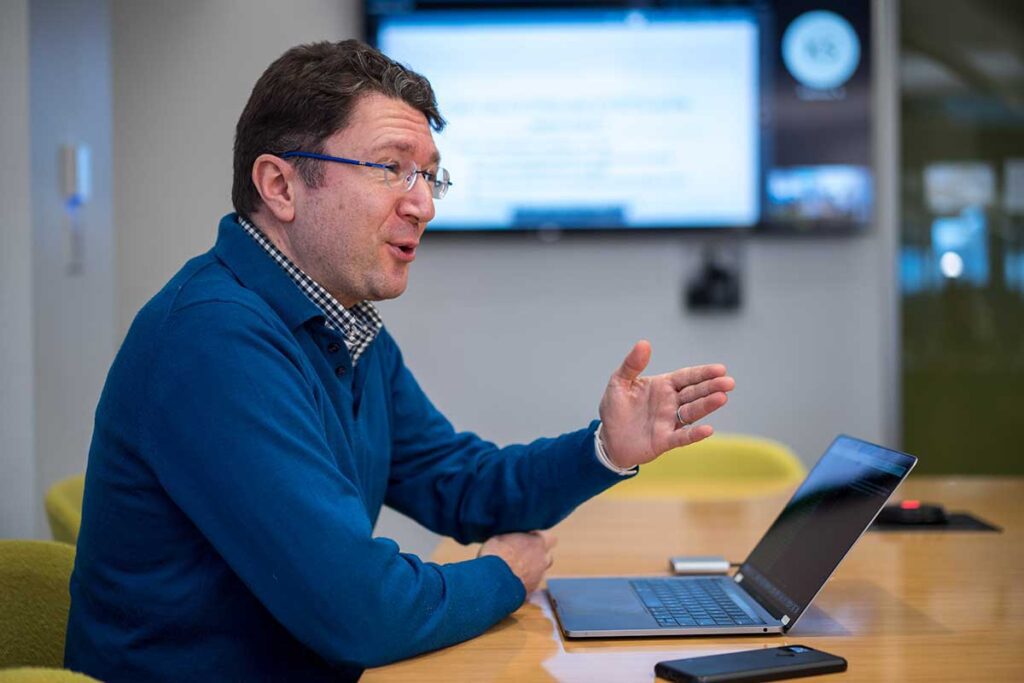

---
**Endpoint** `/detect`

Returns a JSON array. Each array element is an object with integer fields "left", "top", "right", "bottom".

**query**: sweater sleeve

[
  {"left": 141, "top": 301, "right": 526, "bottom": 669},
  {"left": 381, "top": 331, "right": 627, "bottom": 544}
]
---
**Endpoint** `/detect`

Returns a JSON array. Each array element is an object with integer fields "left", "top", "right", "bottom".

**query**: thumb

[{"left": 613, "top": 340, "right": 651, "bottom": 383}]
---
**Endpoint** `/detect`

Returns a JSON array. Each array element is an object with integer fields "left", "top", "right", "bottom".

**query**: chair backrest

[
  {"left": 606, "top": 433, "right": 806, "bottom": 500},
  {"left": 44, "top": 475, "right": 85, "bottom": 545},
  {"left": 0, "top": 667, "right": 100, "bottom": 682},
  {"left": 0, "top": 541, "right": 75, "bottom": 669}
]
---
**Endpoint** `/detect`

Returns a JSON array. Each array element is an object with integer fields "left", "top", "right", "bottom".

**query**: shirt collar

[
  {"left": 229, "top": 214, "right": 384, "bottom": 364},
  {"left": 212, "top": 213, "right": 323, "bottom": 332}
]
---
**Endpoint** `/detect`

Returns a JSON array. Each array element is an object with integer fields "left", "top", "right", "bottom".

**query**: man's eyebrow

[{"left": 371, "top": 141, "right": 441, "bottom": 165}]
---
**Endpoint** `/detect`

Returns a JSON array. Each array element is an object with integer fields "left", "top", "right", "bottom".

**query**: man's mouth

[{"left": 387, "top": 241, "right": 418, "bottom": 262}]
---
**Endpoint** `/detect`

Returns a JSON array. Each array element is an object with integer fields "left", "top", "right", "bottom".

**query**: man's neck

[
  {"left": 242, "top": 213, "right": 355, "bottom": 308},
  {"left": 246, "top": 212, "right": 297, "bottom": 266}
]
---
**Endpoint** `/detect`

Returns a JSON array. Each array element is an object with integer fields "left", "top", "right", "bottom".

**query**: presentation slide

[{"left": 379, "top": 10, "right": 760, "bottom": 230}]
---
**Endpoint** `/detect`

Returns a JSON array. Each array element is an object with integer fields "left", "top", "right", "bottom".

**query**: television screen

[{"left": 366, "top": 1, "right": 872, "bottom": 233}]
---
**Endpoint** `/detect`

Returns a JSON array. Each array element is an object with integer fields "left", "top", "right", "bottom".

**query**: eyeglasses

[{"left": 279, "top": 151, "right": 453, "bottom": 200}]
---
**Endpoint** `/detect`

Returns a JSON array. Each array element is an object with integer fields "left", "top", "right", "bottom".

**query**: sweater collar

[{"left": 212, "top": 213, "right": 323, "bottom": 331}]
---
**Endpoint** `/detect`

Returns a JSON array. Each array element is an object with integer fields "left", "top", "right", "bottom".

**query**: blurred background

[{"left": 1, "top": 0, "right": 1021, "bottom": 555}]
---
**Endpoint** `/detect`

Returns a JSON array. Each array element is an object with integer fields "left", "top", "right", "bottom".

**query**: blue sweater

[{"left": 65, "top": 214, "right": 625, "bottom": 681}]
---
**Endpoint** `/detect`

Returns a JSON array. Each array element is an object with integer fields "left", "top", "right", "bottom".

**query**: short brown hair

[{"left": 231, "top": 39, "right": 445, "bottom": 217}]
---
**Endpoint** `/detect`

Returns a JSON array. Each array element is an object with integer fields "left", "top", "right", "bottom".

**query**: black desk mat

[{"left": 870, "top": 512, "right": 1001, "bottom": 532}]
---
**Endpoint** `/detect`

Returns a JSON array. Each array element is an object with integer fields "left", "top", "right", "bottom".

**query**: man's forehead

[
  {"left": 338, "top": 94, "right": 439, "bottom": 161},
  {"left": 370, "top": 139, "right": 441, "bottom": 164}
]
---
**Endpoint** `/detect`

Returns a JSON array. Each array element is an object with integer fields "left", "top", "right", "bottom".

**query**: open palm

[{"left": 598, "top": 340, "right": 735, "bottom": 469}]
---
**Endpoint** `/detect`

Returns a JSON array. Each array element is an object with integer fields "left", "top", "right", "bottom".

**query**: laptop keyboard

[{"left": 630, "top": 578, "right": 763, "bottom": 628}]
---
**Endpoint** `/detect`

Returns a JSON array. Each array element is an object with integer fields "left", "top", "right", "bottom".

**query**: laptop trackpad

[{"left": 547, "top": 578, "right": 656, "bottom": 632}]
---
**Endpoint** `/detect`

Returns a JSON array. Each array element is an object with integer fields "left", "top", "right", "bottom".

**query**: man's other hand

[
  {"left": 478, "top": 530, "right": 557, "bottom": 594},
  {"left": 598, "top": 340, "right": 735, "bottom": 470}
]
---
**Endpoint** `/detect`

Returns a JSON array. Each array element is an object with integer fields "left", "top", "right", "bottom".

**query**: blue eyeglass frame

[
  {"left": 277, "top": 150, "right": 453, "bottom": 198},
  {"left": 279, "top": 151, "right": 393, "bottom": 171}
]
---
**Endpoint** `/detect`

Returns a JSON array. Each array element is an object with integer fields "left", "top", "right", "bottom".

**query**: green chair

[
  {"left": 44, "top": 475, "right": 84, "bottom": 545},
  {"left": 605, "top": 433, "right": 806, "bottom": 500},
  {"left": 0, "top": 540, "right": 75, "bottom": 670}
]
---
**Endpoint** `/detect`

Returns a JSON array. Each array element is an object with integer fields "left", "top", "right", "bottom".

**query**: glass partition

[{"left": 900, "top": 0, "right": 1024, "bottom": 473}]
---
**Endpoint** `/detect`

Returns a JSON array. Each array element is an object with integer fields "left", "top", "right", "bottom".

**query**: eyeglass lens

[{"left": 393, "top": 162, "right": 451, "bottom": 200}]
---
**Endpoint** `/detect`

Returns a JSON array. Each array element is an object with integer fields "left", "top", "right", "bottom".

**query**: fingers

[
  {"left": 675, "top": 391, "right": 729, "bottom": 428},
  {"left": 669, "top": 363, "right": 728, "bottom": 391},
  {"left": 666, "top": 422, "right": 715, "bottom": 450},
  {"left": 670, "top": 366, "right": 733, "bottom": 437},
  {"left": 530, "top": 531, "right": 556, "bottom": 570},
  {"left": 613, "top": 340, "right": 651, "bottom": 383},
  {"left": 478, "top": 531, "right": 557, "bottom": 594},
  {"left": 677, "top": 375, "right": 736, "bottom": 405},
  {"left": 532, "top": 529, "right": 558, "bottom": 550}
]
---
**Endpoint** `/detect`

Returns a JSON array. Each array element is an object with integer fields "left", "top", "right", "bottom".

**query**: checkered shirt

[{"left": 237, "top": 215, "right": 383, "bottom": 365}]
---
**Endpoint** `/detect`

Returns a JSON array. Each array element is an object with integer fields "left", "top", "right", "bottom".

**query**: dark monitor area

[
  {"left": 365, "top": 1, "right": 872, "bottom": 233},
  {"left": 737, "top": 435, "right": 917, "bottom": 626}
]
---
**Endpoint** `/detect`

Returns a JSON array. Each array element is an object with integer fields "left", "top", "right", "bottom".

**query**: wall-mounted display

[{"left": 365, "top": 1, "right": 872, "bottom": 234}]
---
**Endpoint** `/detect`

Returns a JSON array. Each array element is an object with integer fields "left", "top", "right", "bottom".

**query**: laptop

[{"left": 547, "top": 434, "right": 917, "bottom": 637}]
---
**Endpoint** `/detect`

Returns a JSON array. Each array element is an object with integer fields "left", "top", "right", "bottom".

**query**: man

[{"left": 66, "top": 40, "right": 734, "bottom": 681}]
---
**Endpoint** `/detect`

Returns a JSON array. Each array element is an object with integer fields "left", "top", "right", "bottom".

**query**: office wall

[
  {"left": 29, "top": 0, "right": 117, "bottom": 537},
  {"left": 112, "top": 0, "right": 361, "bottom": 320},
  {"left": 112, "top": 1, "right": 897, "bottom": 552},
  {"left": 0, "top": 0, "right": 36, "bottom": 539}
]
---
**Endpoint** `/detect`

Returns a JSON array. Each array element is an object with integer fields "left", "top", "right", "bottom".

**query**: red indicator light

[{"left": 900, "top": 500, "right": 921, "bottom": 510}]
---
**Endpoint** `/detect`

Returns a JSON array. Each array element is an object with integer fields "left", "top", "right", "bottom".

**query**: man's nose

[{"left": 402, "top": 173, "right": 436, "bottom": 225}]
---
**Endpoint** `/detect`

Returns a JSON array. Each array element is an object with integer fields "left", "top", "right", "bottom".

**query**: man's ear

[{"left": 251, "top": 154, "right": 298, "bottom": 223}]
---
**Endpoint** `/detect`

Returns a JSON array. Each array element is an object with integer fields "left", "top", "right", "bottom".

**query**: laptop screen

[{"left": 736, "top": 435, "right": 917, "bottom": 626}]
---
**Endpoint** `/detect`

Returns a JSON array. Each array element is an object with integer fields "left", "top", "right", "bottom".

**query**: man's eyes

[
  {"left": 378, "top": 160, "right": 439, "bottom": 184},
  {"left": 381, "top": 160, "right": 436, "bottom": 173}
]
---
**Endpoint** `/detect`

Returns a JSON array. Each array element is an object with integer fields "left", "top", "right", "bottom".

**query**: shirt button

[
  {"left": 335, "top": 365, "right": 346, "bottom": 378},
  {"left": 327, "top": 342, "right": 341, "bottom": 353}
]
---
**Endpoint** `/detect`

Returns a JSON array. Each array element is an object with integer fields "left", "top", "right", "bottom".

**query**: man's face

[{"left": 288, "top": 93, "right": 439, "bottom": 307}]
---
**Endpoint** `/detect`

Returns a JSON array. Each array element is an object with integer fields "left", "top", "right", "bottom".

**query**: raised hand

[{"left": 598, "top": 340, "right": 735, "bottom": 470}]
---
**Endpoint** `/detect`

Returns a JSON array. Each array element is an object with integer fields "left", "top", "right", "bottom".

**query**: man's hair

[{"left": 232, "top": 39, "right": 445, "bottom": 217}]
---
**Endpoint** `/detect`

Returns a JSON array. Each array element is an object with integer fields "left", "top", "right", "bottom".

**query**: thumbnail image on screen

[{"left": 766, "top": 165, "right": 872, "bottom": 225}]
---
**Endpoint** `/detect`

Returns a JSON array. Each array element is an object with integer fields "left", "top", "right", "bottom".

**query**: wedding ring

[{"left": 675, "top": 405, "right": 689, "bottom": 426}]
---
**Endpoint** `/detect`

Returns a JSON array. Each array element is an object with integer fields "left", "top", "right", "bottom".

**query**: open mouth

[{"left": 388, "top": 242, "right": 418, "bottom": 262}]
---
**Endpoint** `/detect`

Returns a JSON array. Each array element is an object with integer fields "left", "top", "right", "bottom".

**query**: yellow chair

[
  {"left": 0, "top": 541, "right": 75, "bottom": 670},
  {"left": 0, "top": 668, "right": 100, "bottom": 682},
  {"left": 44, "top": 475, "right": 84, "bottom": 545},
  {"left": 605, "top": 433, "right": 806, "bottom": 500}
]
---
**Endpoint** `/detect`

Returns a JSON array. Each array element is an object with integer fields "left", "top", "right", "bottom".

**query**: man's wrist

[{"left": 593, "top": 423, "right": 637, "bottom": 476}]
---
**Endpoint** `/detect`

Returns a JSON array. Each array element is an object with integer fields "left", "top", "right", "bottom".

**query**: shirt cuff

[{"left": 593, "top": 423, "right": 638, "bottom": 476}]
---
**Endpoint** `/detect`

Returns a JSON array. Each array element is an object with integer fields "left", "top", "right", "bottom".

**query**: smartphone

[{"left": 655, "top": 645, "right": 847, "bottom": 683}]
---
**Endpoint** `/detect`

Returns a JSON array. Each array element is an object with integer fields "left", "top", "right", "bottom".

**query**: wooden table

[{"left": 365, "top": 477, "right": 1024, "bottom": 681}]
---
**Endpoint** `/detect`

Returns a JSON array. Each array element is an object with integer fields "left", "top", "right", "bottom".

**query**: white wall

[
  {"left": 0, "top": 0, "right": 36, "bottom": 539},
  {"left": 379, "top": 225, "right": 894, "bottom": 459},
  {"left": 29, "top": 0, "right": 117, "bottom": 538},
  {"left": 875, "top": 0, "right": 902, "bottom": 462},
  {"left": 111, "top": 1, "right": 898, "bottom": 553},
  {"left": 113, "top": 0, "right": 362, "bottom": 328}
]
